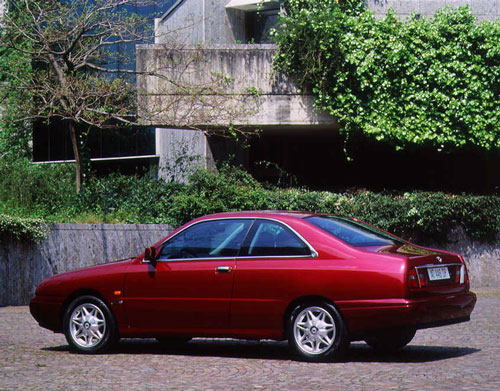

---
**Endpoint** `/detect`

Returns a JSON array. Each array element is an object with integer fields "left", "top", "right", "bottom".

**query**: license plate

[{"left": 427, "top": 266, "right": 450, "bottom": 281}]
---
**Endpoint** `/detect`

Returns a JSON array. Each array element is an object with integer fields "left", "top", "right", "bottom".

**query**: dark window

[
  {"left": 306, "top": 216, "right": 404, "bottom": 247},
  {"left": 245, "top": 8, "right": 279, "bottom": 43},
  {"left": 159, "top": 219, "right": 253, "bottom": 260},
  {"left": 242, "top": 220, "right": 311, "bottom": 257},
  {"left": 33, "top": 119, "right": 155, "bottom": 162}
]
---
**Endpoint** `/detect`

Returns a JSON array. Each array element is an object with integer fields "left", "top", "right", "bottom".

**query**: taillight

[
  {"left": 407, "top": 268, "right": 419, "bottom": 288},
  {"left": 454, "top": 264, "right": 466, "bottom": 284},
  {"left": 454, "top": 265, "right": 461, "bottom": 283},
  {"left": 407, "top": 268, "right": 428, "bottom": 288},
  {"left": 460, "top": 264, "right": 466, "bottom": 284}
]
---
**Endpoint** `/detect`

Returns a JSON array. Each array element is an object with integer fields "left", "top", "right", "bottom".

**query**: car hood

[{"left": 35, "top": 257, "right": 135, "bottom": 296}]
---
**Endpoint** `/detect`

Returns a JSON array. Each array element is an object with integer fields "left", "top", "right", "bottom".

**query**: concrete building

[{"left": 137, "top": 0, "right": 500, "bottom": 189}]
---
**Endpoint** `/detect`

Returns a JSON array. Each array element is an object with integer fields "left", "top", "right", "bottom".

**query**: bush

[
  {"left": 0, "top": 160, "right": 77, "bottom": 220},
  {"left": 0, "top": 161, "right": 498, "bottom": 243},
  {"left": 0, "top": 214, "right": 47, "bottom": 242},
  {"left": 78, "top": 174, "right": 186, "bottom": 224},
  {"left": 165, "top": 166, "right": 500, "bottom": 242},
  {"left": 273, "top": 3, "right": 500, "bottom": 153}
]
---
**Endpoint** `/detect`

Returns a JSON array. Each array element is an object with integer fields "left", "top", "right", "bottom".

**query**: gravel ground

[{"left": 1, "top": 288, "right": 499, "bottom": 391}]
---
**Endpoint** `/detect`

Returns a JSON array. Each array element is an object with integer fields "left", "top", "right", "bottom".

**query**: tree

[
  {"left": 1, "top": 0, "right": 259, "bottom": 192},
  {"left": 273, "top": 1, "right": 500, "bottom": 155},
  {"left": 0, "top": 0, "right": 161, "bottom": 192}
]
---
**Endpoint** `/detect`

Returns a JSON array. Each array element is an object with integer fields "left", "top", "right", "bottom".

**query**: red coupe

[{"left": 30, "top": 211, "right": 476, "bottom": 360}]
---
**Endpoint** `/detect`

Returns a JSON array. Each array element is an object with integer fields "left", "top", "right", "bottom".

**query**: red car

[{"left": 30, "top": 211, "right": 476, "bottom": 360}]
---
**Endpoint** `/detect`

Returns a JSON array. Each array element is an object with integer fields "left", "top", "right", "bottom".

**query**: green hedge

[
  {"left": 273, "top": 2, "right": 500, "bottom": 153},
  {"left": 0, "top": 214, "right": 47, "bottom": 242},
  {"left": 1, "top": 161, "right": 499, "bottom": 243},
  {"left": 165, "top": 166, "right": 500, "bottom": 243}
]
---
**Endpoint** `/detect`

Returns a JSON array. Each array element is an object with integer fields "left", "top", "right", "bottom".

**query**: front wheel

[
  {"left": 63, "top": 295, "right": 117, "bottom": 353},
  {"left": 288, "top": 301, "right": 348, "bottom": 361}
]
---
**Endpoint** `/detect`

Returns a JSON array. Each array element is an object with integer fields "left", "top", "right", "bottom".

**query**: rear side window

[
  {"left": 241, "top": 220, "right": 311, "bottom": 257},
  {"left": 159, "top": 219, "right": 253, "bottom": 260},
  {"left": 306, "top": 216, "right": 404, "bottom": 247}
]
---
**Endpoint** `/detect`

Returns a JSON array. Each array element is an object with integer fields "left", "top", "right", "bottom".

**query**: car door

[
  {"left": 230, "top": 219, "right": 316, "bottom": 336},
  {"left": 123, "top": 218, "right": 253, "bottom": 334}
]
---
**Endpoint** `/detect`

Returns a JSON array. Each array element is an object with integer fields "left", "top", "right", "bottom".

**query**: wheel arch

[
  {"left": 283, "top": 295, "right": 346, "bottom": 339},
  {"left": 60, "top": 289, "right": 113, "bottom": 329}
]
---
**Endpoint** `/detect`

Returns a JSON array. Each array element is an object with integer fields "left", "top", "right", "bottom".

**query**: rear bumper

[
  {"left": 408, "top": 291, "right": 476, "bottom": 329},
  {"left": 339, "top": 290, "right": 477, "bottom": 334},
  {"left": 29, "top": 295, "right": 64, "bottom": 333}
]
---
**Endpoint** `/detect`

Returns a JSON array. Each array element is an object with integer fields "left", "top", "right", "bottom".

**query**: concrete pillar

[{"left": 156, "top": 127, "right": 212, "bottom": 182}]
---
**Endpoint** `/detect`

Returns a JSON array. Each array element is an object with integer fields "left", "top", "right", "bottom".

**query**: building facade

[{"left": 137, "top": 0, "right": 500, "bottom": 190}]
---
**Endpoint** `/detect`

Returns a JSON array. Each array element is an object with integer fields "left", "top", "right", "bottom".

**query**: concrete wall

[
  {"left": 137, "top": 44, "right": 336, "bottom": 128},
  {"left": 136, "top": 43, "right": 337, "bottom": 180},
  {"left": 423, "top": 228, "right": 500, "bottom": 289},
  {"left": 1, "top": 223, "right": 499, "bottom": 306},
  {"left": 0, "top": 224, "right": 173, "bottom": 306},
  {"left": 155, "top": 0, "right": 245, "bottom": 45},
  {"left": 367, "top": 0, "right": 500, "bottom": 21}
]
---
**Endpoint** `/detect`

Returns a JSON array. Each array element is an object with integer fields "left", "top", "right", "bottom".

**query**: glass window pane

[
  {"left": 305, "top": 216, "right": 404, "bottom": 247},
  {"left": 245, "top": 221, "right": 311, "bottom": 256},
  {"left": 159, "top": 219, "right": 253, "bottom": 260}
]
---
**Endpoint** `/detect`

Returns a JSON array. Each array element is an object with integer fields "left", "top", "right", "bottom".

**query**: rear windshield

[{"left": 305, "top": 216, "right": 404, "bottom": 247}]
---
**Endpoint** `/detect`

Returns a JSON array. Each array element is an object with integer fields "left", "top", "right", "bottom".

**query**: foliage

[
  {"left": 78, "top": 174, "right": 186, "bottom": 224},
  {"left": 0, "top": 214, "right": 47, "bottom": 242},
  {"left": 1, "top": 162, "right": 499, "bottom": 243},
  {"left": 273, "top": 2, "right": 500, "bottom": 152},
  {"left": 167, "top": 166, "right": 500, "bottom": 243},
  {"left": 0, "top": 0, "right": 160, "bottom": 192},
  {"left": 0, "top": 2, "right": 33, "bottom": 161},
  {"left": 0, "top": 160, "right": 77, "bottom": 220}
]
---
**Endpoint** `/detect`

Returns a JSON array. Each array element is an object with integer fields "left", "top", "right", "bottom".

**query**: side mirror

[{"left": 144, "top": 246, "right": 157, "bottom": 265}]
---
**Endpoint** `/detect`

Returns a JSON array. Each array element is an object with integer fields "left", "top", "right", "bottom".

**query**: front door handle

[{"left": 216, "top": 266, "right": 232, "bottom": 273}]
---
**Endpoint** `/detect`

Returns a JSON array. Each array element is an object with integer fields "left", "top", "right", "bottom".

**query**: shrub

[
  {"left": 0, "top": 214, "right": 47, "bottom": 242},
  {"left": 0, "top": 160, "right": 77, "bottom": 220},
  {"left": 165, "top": 166, "right": 500, "bottom": 243},
  {"left": 0, "top": 161, "right": 498, "bottom": 243},
  {"left": 273, "top": 3, "right": 500, "bottom": 154}
]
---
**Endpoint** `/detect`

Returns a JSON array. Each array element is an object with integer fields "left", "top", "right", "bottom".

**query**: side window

[
  {"left": 243, "top": 220, "right": 311, "bottom": 257},
  {"left": 159, "top": 219, "right": 253, "bottom": 260}
]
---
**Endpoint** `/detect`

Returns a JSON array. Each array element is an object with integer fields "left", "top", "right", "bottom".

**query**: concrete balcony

[{"left": 136, "top": 44, "right": 336, "bottom": 130}]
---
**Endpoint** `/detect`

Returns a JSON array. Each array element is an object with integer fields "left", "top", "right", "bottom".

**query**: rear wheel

[
  {"left": 364, "top": 327, "right": 416, "bottom": 352},
  {"left": 288, "top": 301, "right": 347, "bottom": 361},
  {"left": 63, "top": 295, "right": 117, "bottom": 353}
]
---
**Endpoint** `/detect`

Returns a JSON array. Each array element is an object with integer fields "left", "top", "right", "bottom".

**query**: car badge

[{"left": 436, "top": 256, "right": 443, "bottom": 263}]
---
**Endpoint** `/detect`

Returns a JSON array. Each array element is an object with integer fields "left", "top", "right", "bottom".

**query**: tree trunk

[{"left": 69, "top": 121, "right": 82, "bottom": 193}]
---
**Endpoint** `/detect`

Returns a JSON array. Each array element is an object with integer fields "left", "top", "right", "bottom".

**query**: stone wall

[
  {"left": 423, "top": 228, "right": 500, "bottom": 289},
  {"left": 1, "top": 223, "right": 498, "bottom": 306},
  {"left": 0, "top": 224, "right": 172, "bottom": 306}
]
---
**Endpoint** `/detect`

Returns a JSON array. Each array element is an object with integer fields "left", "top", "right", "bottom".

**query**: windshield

[{"left": 305, "top": 216, "right": 404, "bottom": 247}]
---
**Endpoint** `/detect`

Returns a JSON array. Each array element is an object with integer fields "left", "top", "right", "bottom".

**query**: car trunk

[{"left": 361, "top": 243, "right": 468, "bottom": 295}]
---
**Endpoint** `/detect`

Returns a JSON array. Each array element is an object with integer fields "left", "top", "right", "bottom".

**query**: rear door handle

[{"left": 216, "top": 266, "right": 232, "bottom": 273}]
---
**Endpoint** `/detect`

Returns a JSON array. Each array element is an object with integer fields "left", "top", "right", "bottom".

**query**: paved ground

[{"left": 1, "top": 288, "right": 499, "bottom": 391}]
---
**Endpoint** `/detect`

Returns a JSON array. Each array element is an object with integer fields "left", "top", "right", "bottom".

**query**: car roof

[{"left": 198, "top": 210, "right": 318, "bottom": 220}]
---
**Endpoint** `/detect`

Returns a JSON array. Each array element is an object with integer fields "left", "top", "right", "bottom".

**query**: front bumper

[{"left": 29, "top": 295, "right": 64, "bottom": 333}]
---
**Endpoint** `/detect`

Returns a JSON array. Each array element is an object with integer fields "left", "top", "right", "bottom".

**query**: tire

[
  {"left": 63, "top": 295, "right": 117, "bottom": 353},
  {"left": 288, "top": 301, "right": 348, "bottom": 361},
  {"left": 364, "top": 327, "right": 416, "bottom": 352}
]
